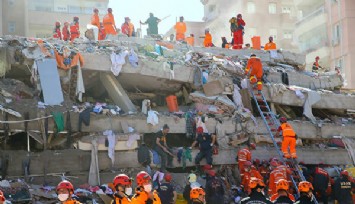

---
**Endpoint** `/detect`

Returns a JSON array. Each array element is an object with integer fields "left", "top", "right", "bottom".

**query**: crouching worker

[
  {"left": 270, "top": 179, "right": 295, "bottom": 203},
  {"left": 112, "top": 174, "right": 132, "bottom": 204},
  {"left": 295, "top": 181, "right": 316, "bottom": 204},
  {"left": 245, "top": 54, "right": 263, "bottom": 93},
  {"left": 56, "top": 180, "right": 81, "bottom": 204},
  {"left": 131, "top": 171, "right": 161, "bottom": 204},
  {"left": 275, "top": 117, "right": 297, "bottom": 159},
  {"left": 190, "top": 187, "right": 206, "bottom": 204}
]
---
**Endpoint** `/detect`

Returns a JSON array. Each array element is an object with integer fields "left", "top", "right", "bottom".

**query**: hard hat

[
  {"left": 276, "top": 179, "right": 289, "bottom": 191},
  {"left": 244, "top": 161, "right": 252, "bottom": 167},
  {"left": 136, "top": 171, "right": 151, "bottom": 186},
  {"left": 56, "top": 180, "right": 74, "bottom": 193},
  {"left": 188, "top": 173, "right": 197, "bottom": 183},
  {"left": 93, "top": 8, "right": 99, "bottom": 12},
  {"left": 231, "top": 185, "right": 238, "bottom": 190},
  {"left": 196, "top": 127, "right": 204, "bottom": 134},
  {"left": 113, "top": 174, "right": 132, "bottom": 187},
  {"left": 203, "top": 164, "right": 212, "bottom": 171},
  {"left": 341, "top": 170, "right": 349, "bottom": 177},
  {"left": 125, "top": 17, "right": 131, "bottom": 20},
  {"left": 298, "top": 181, "right": 314, "bottom": 193},
  {"left": 249, "top": 143, "right": 256, "bottom": 149},
  {"left": 249, "top": 177, "right": 265, "bottom": 189},
  {"left": 250, "top": 53, "right": 256, "bottom": 57},
  {"left": 279, "top": 117, "right": 287, "bottom": 123},
  {"left": 55, "top": 21, "right": 60, "bottom": 26},
  {"left": 108, "top": 8, "right": 113, "bottom": 12},
  {"left": 190, "top": 187, "right": 205, "bottom": 199},
  {"left": 207, "top": 170, "right": 216, "bottom": 177},
  {"left": 205, "top": 28, "right": 210, "bottom": 32},
  {"left": 164, "top": 173, "right": 172, "bottom": 182},
  {"left": 73, "top": 16, "right": 79, "bottom": 21},
  {"left": 315, "top": 56, "right": 320, "bottom": 60}
]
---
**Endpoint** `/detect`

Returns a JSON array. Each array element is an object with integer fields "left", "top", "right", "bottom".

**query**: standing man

[
  {"left": 103, "top": 8, "right": 117, "bottom": 38},
  {"left": 334, "top": 170, "right": 354, "bottom": 204},
  {"left": 154, "top": 124, "right": 174, "bottom": 172},
  {"left": 275, "top": 117, "right": 297, "bottom": 159},
  {"left": 174, "top": 16, "right": 187, "bottom": 41},
  {"left": 62, "top": 22, "right": 70, "bottom": 41},
  {"left": 91, "top": 8, "right": 100, "bottom": 41},
  {"left": 312, "top": 163, "right": 330, "bottom": 204},
  {"left": 205, "top": 170, "right": 225, "bottom": 204},
  {"left": 245, "top": 54, "right": 263, "bottom": 93},
  {"left": 112, "top": 174, "right": 132, "bottom": 204},
  {"left": 56, "top": 180, "right": 81, "bottom": 204},
  {"left": 230, "top": 14, "right": 245, "bottom": 49},
  {"left": 237, "top": 143, "right": 256, "bottom": 180},
  {"left": 201, "top": 29, "right": 213, "bottom": 47},
  {"left": 140, "top": 13, "right": 161, "bottom": 36},
  {"left": 312, "top": 56, "right": 323, "bottom": 73},
  {"left": 264, "top": 36, "right": 277, "bottom": 50},
  {"left": 70, "top": 17, "right": 80, "bottom": 41},
  {"left": 131, "top": 171, "right": 161, "bottom": 204},
  {"left": 53, "top": 22, "right": 62, "bottom": 40},
  {"left": 121, "top": 17, "right": 131, "bottom": 36},
  {"left": 157, "top": 173, "right": 177, "bottom": 204}
]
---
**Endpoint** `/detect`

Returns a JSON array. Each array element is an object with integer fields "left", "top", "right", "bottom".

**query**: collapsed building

[{"left": 0, "top": 35, "right": 354, "bottom": 202}]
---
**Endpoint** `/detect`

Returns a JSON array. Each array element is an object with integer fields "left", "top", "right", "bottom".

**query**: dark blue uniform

[{"left": 194, "top": 133, "right": 213, "bottom": 165}]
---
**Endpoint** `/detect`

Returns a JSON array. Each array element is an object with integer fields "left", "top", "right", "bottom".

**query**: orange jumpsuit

[
  {"left": 112, "top": 196, "right": 131, "bottom": 204},
  {"left": 204, "top": 33, "right": 213, "bottom": 47},
  {"left": 121, "top": 23, "right": 130, "bottom": 36},
  {"left": 103, "top": 13, "right": 117, "bottom": 35},
  {"left": 99, "top": 26, "right": 106, "bottom": 40},
  {"left": 63, "top": 200, "right": 82, "bottom": 204},
  {"left": 174, "top": 22, "right": 187, "bottom": 41},
  {"left": 237, "top": 148, "right": 251, "bottom": 179},
  {"left": 270, "top": 193, "right": 295, "bottom": 202},
  {"left": 186, "top": 36, "right": 195, "bottom": 46},
  {"left": 264, "top": 42, "right": 277, "bottom": 50},
  {"left": 91, "top": 14, "right": 100, "bottom": 28},
  {"left": 128, "top": 22, "right": 135, "bottom": 37},
  {"left": 268, "top": 169, "right": 287, "bottom": 196},
  {"left": 131, "top": 190, "right": 161, "bottom": 204},
  {"left": 278, "top": 122, "right": 297, "bottom": 159},
  {"left": 70, "top": 23, "right": 80, "bottom": 41},
  {"left": 55, "top": 51, "right": 84, "bottom": 70},
  {"left": 62, "top": 25, "right": 70, "bottom": 41},
  {"left": 242, "top": 169, "right": 263, "bottom": 193},
  {"left": 245, "top": 56, "right": 263, "bottom": 91}
]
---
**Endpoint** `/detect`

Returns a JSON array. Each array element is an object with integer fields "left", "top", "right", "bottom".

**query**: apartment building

[
  {"left": 1, "top": 0, "right": 109, "bottom": 38},
  {"left": 294, "top": 0, "right": 355, "bottom": 88}
]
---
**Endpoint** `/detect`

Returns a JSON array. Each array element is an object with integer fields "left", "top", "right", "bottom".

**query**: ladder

[{"left": 249, "top": 86, "right": 318, "bottom": 203}]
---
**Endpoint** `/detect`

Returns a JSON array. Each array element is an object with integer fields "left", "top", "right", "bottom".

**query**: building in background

[
  {"left": 294, "top": 0, "right": 355, "bottom": 88},
  {"left": 1, "top": 0, "right": 109, "bottom": 38}
]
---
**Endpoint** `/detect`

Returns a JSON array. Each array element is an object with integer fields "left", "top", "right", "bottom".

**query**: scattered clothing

[
  {"left": 52, "top": 112, "right": 64, "bottom": 132},
  {"left": 128, "top": 48, "right": 139, "bottom": 67},
  {"left": 147, "top": 110, "right": 159, "bottom": 126},
  {"left": 110, "top": 50, "right": 129, "bottom": 76},
  {"left": 126, "top": 133, "right": 140, "bottom": 148},
  {"left": 78, "top": 108, "right": 91, "bottom": 132},
  {"left": 103, "top": 130, "right": 116, "bottom": 166},
  {"left": 303, "top": 91, "right": 321, "bottom": 124}
]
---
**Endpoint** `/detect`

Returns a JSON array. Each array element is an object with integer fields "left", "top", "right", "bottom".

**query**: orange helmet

[
  {"left": 136, "top": 171, "right": 151, "bottom": 186},
  {"left": 113, "top": 174, "right": 132, "bottom": 187},
  {"left": 249, "top": 177, "right": 265, "bottom": 189},
  {"left": 190, "top": 187, "right": 205, "bottom": 199},
  {"left": 298, "top": 181, "right": 314, "bottom": 193},
  {"left": 249, "top": 143, "right": 256, "bottom": 149},
  {"left": 56, "top": 180, "right": 74, "bottom": 193},
  {"left": 276, "top": 179, "right": 289, "bottom": 191}
]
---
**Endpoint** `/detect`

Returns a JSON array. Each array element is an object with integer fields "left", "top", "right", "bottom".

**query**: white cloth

[
  {"left": 126, "top": 133, "right": 140, "bottom": 148},
  {"left": 303, "top": 91, "right": 321, "bottom": 124},
  {"left": 87, "top": 24, "right": 99, "bottom": 41},
  {"left": 103, "top": 130, "right": 116, "bottom": 166},
  {"left": 128, "top": 48, "right": 139, "bottom": 67},
  {"left": 294, "top": 90, "right": 305, "bottom": 99},
  {"left": 196, "top": 116, "right": 208, "bottom": 133},
  {"left": 147, "top": 110, "right": 159, "bottom": 126},
  {"left": 110, "top": 51, "right": 129, "bottom": 76},
  {"left": 233, "top": 84, "right": 243, "bottom": 108},
  {"left": 153, "top": 171, "right": 165, "bottom": 183},
  {"left": 142, "top": 99, "right": 150, "bottom": 114},
  {"left": 76, "top": 59, "right": 85, "bottom": 102},
  {"left": 88, "top": 139, "right": 100, "bottom": 186}
]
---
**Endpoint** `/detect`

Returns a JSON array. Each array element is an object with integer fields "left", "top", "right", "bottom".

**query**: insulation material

[{"left": 189, "top": 92, "right": 236, "bottom": 114}]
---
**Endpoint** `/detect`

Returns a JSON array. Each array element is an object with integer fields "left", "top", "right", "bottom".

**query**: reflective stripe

[{"left": 257, "top": 81, "right": 262, "bottom": 85}]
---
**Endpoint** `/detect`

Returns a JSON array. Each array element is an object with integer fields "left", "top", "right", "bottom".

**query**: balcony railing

[{"left": 296, "top": 6, "right": 325, "bottom": 26}]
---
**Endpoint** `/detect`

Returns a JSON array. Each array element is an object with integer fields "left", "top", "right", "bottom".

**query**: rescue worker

[
  {"left": 183, "top": 173, "right": 202, "bottom": 204},
  {"left": 312, "top": 56, "right": 323, "bottom": 73},
  {"left": 121, "top": 17, "right": 131, "bottom": 37},
  {"left": 334, "top": 170, "right": 354, "bottom": 204},
  {"left": 53, "top": 21, "right": 62, "bottom": 40},
  {"left": 295, "top": 181, "right": 316, "bottom": 204},
  {"left": 222, "top": 37, "right": 231, "bottom": 49},
  {"left": 190, "top": 127, "right": 216, "bottom": 172},
  {"left": 245, "top": 54, "right": 263, "bottom": 93},
  {"left": 241, "top": 177, "right": 272, "bottom": 204},
  {"left": 0, "top": 190, "right": 5, "bottom": 204},
  {"left": 131, "top": 171, "right": 161, "bottom": 204},
  {"left": 242, "top": 162, "right": 263, "bottom": 193},
  {"left": 202, "top": 29, "right": 213, "bottom": 47},
  {"left": 157, "top": 173, "right": 177, "bottom": 204},
  {"left": 128, "top": 18, "right": 135, "bottom": 37},
  {"left": 312, "top": 163, "right": 330, "bottom": 204},
  {"left": 103, "top": 8, "right": 117, "bottom": 38},
  {"left": 91, "top": 8, "right": 100, "bottom": 41},
  {"left": 99, "top": 22, "right": 106, "bottom": 40},
  {"left": 230, "top": 14, "right": 245, "bottom": 49},
  {"left": 186, "top": 34, "right": 195, "bottom": 46},
  {"left": 112, "top": 174, "right": 132, "bottom": 204},
  {"left": 56, "top": 180, "right": 81, "bottom": 204},
  {"left": 190, "top": 187, "right": 206, "bottom": 204},
  {"left": 270, "top": 179, "right": 295, "bottom": 203},
  {"left": 237, "top": 143, "right": 256, "bottom": 180},
  {"left": 205, "top": 170, "right": 225, "bottom": 204},
  {"left": 174, "top": 16, "right": 187, "bottom": 41},
  {"left": 140, "top": 13, "right": 161, "bottom": 36},
  {"left": 154, "top": 124, "right": 174, "bottom": 172},
  {"left": 70, "top": 17, "right": 80, "bottom": 41},
  {"left": 264, "top": 36, "right": 277, "bottom": 51},
  {"left": 62, "top": 22, "right": 70, "bottom": 41},
  {"left": 268, "top": 164, "right": 287, "bottom": 196},
  {"left": 230, "top": 185, "right": 245, "bottom": 204},
  {"left": 275, "top": 117, "right": 297, "bottom": 159},
  {"left": 259, "top": 160, "right": 270, "bottom": 183}
]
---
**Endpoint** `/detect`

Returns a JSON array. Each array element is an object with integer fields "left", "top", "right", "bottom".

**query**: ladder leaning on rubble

[{"left": 248, "top": 85, "right": 318, "bottom": 203}]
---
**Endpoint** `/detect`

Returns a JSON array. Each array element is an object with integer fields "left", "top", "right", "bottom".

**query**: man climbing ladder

[{"left": 275, "top": 117, "right": 297, "bottom": 159}]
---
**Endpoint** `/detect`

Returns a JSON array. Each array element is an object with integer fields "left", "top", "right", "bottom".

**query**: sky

[{"left": 108, "top": 0, "right": 204, "bottom": 35}]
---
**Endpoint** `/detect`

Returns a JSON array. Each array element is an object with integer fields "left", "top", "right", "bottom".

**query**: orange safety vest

[
  {"left": 270, "top": 193, "right": 295, "bottom": 202},
  {"left": 204, "top": 33, "right": 212, "bottom": 47},
  {"left": 264, "top": 42, "right": 277, "bottom": 50},
  {"left": 128, "top": 22, "right": 135, "bottom": 37},
  {"left": 112, "top": 196, "right": 131, "bottom": 204},
  {"left": 186, "top": 37, "right": 194, "bottom": 46},
  {"left": 175, "top": 22, "right": 187, "bottom": 41},
  {"left": 63, "top": 200, "right": 82, "bottom": 204},
  {"left": 91, "top": 14, "right": 100, "bottom": 28},
  {"left": 245, "top": 57, "right": 263, "bottom": 79},
  {"left": 280, "top": 123, "right": 296, "bottom": 137},
  {"left": 237, "top": 148, "right": 251, "bottom": 162},
  {"left": 131, "top": 190, "right": 161, "bottom": 204},
  {"left": 103, "top": 13, "right": 117, "bottom": 35}
]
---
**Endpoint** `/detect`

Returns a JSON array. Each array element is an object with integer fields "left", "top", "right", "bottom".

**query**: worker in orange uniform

[
  {"left": 0, "top": 190, "right": 6, "bottom": 204},
  {"left": 268, "top": 163, "right": 288, "bottom": 196},
  {"left": 245, "top": 54, "right": 263, "bottom": 93},
  {"left": 186, "top": 34, "right": 195, "bottom": 46},
  {"left": 190, "top": 187, "right": 206, "bottom": 204},
  {"left": 275, "top": 117, "right": 297, "bottom": 159},
  {"left": 131, "top": 171, "right": 161, "bottom": 204},
  {"left": 56, "top": 180, "right": 81, "bottom": 204},
  {"left": 174, "top": 16, "right": 187, "bottom": 41},
  {"left": 201, "top": 29, "right": 213, "bottom": 47},
  {"left": 264, "top": 36, "right": 277, "bottom": 50},
  {"left": 70, "top": 17, "right": 80, "bottom": 41},
  {"left": 237, "top": 143, "right": 256, "bottom": 180},
  {"left": 99, "top": 23, "right": 106, "bottom": 40},
  {"left": 103, "top": 8, "right": 117, "bottom": 39},
  {"left": 242, "top": 163, "right": 264, "bottom": 193},
  {"left": 53, "top": 22, "right": 62, "bottom": 40},
  {"left": 128, "top": 18, "right": 135, "bottom": 37},
  {"left": 91, "top": 8, "right": 100, "bottom": 41},
  {"left": 270, "top": 179, "right": 295, "bottom": 203},
  {"left": 112, "top": 174, "right": 132, "bottom": 204},
  {"left": 230, "top": 14, "right": 245, "bottom": 49},
  {"left": 62, "top": 22, "right": 70, "bottom": 41},
  {"left": 312, "top": 56, "right": 323, "bottom": 73},
  {"left": 122, "top": 17, "right": 135, "bottom": 37},
  {"left": 296, "top": 181, "right": 317, "bottom": 204},
  {"left": 241, "top": 178, "right": 271, "bottom": 204}
]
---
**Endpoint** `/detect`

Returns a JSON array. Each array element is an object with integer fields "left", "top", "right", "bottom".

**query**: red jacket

[
  {"left": 70, "top": 23, "right": 80, "bottom": 41},
  {"left": 53, "top": 28, "right": 62, "bottom": 40},
  {"left": 62, "top": 26, "right": 70, "bottom": 41}
]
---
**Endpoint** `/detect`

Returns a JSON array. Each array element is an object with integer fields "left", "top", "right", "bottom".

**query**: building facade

[
  {"left": 294, "top": 0, "right": 355, "bottom": 88},
  {"left": 1, "top": 0, "right": 109, "bottom": 38}
]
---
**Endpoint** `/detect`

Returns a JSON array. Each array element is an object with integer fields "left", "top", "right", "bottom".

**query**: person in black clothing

[
  {"left": 295, "top": 181, "right": 317, "bottom": 204},
  {"left": 154, "top": 124, "right": 174, "bottom": 172},
  {"left": 334, "top": 170, "right": 354, "bottom": 204},
  {"left": 312, "top": 163, "right": 329, "bottom": 204},
  {"left": 157, "top": 173, "right": 177, "bottom": 204},
  {"left": 241, "top": 177, "right": 272, "bottom": 204},
  {"left": 205, "top": 170, "right": 224, "bottom": 204}
]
